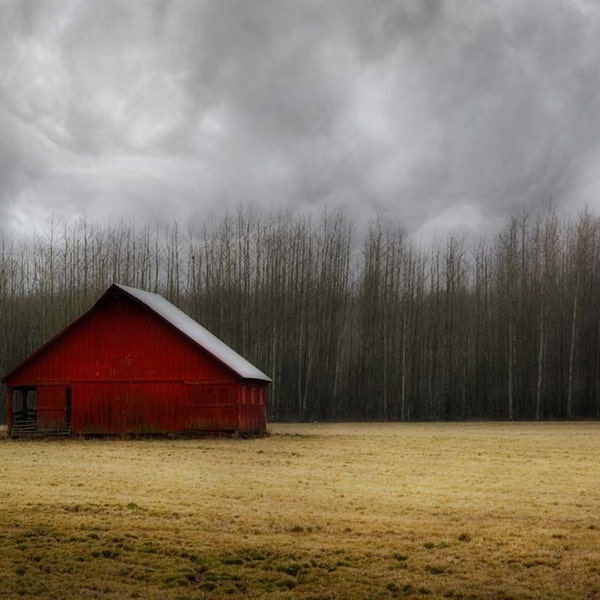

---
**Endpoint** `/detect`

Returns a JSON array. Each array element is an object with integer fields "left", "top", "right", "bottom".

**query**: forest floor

[{"left": 0, "top": 422, "right": 599, "bottom": 599}]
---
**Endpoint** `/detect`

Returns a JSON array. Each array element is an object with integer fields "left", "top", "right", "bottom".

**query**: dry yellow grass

[{"left": 0, "top": 422, "right": 599, "bottom": 599}]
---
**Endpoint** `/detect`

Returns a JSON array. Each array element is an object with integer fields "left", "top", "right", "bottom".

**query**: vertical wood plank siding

[{"left": 37, "top": 386, "right": 68, "bottom": 432}]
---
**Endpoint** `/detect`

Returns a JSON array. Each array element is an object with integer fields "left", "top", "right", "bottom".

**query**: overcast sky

[{"left": 1, "top": 0, "right": 600, "bottom": 238}]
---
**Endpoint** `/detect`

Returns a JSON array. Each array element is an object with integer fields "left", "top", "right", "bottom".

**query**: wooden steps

[{"left": 11, "top": 419, "right": 71, "bottom": 439}]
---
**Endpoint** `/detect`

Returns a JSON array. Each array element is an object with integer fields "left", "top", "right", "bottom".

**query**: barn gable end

[{"left": 2, "top": 284, "right": 270, "bottom": 437}]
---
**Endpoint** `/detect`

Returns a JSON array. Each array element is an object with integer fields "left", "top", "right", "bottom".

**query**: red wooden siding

[
  {"left": 37, "top": 386, "right": 68, "bottom": 432},
  {"left": 8, "top": 295, "right": 234, "bottom": 386},
  {"left": 238, "top": 384, "right": 267, "bottom": 433},
  {"left": 185, "top": 383, "right": 238, "bottom": 431},
  {"left": 71, "top": 382, "right": 187, "bottom": 434}
]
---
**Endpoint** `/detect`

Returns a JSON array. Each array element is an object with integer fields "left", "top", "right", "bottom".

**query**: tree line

[{"left": 1, "top": 207, "right": 600, "bottom": 422}]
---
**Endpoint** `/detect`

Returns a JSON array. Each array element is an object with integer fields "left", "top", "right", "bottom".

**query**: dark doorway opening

[{"left": 12, "top": 387, "right": 37, "bottom": 424}]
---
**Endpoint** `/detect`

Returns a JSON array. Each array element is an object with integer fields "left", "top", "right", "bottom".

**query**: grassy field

[{"left": 0, "top": 423, "right": 599, "bottom": 599}]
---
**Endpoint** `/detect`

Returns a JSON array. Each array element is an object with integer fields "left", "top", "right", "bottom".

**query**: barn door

[{"left": 37, "top": 386, "right": 69, "bottom": 433}]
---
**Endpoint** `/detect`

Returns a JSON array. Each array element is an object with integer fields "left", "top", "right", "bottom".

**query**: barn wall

[
  {"left": 37, "top": 385, "right": 68, "bottom": 432},
  {"left": 8, "top": 295, "right": 236, "bottom": 386},
  {"left": 238, "top": 384, "right": 267, "bottom": 433},
  {"left": 70, "top": 381, "right": 255, "bottom": 434},
  {"left": 71, "top": 381, "right": 188, "bottom": 434},
  {"left": 185, "top": 383, "right": 239, "bottom": 431}
]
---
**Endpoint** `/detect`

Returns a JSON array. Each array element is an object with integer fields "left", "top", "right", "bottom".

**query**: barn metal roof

[{"left": 115, "top": 284, "right": 271, "bottom": 382}]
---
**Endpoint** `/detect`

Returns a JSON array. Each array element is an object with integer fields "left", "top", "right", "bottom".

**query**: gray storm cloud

[{"left": 1, "top": 0, "right": 600, "bottom": 236}]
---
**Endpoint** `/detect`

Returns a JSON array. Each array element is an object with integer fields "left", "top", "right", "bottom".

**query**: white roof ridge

[{"left": 114, "top": 284, "right": 271, "bottom": 382}]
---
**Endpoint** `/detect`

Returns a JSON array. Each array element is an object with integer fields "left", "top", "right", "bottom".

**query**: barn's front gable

[{"left": 2, "top": 284, "right": 270, "bottom": 437}]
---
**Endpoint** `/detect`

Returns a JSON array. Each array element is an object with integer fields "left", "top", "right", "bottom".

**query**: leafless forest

[{"left": 1, "top": 207, "right": 600, "bottom": 422}]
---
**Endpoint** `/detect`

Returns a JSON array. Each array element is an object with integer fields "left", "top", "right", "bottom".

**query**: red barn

[{"left": 1, "top": 284, "right": 271, "bottom": 438}]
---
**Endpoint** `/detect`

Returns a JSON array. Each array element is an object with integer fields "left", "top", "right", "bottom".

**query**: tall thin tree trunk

[
  {"left": 536, "top": 306, "right": 544, "bottom": 420},
  {"left": 596, "top": 314, "right": 600, "bottom": 419},
  {"left": 401, "top": 310, "right": 407, "bottom": 421},
  {"left": 382, "top": 318, "right": 388, "bottom": 420},
  {"left": 297, "top": 315, "right": 304, "bottom": 418},
  {"left": 567, "top": 291, "right": 577, "bottom": 419},
  {"left": 508, "top": 317, "right": 514, "bottom": 421}
]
